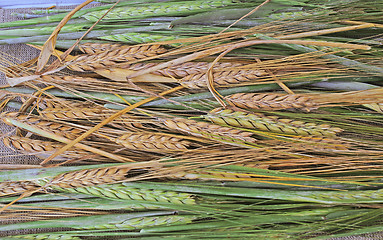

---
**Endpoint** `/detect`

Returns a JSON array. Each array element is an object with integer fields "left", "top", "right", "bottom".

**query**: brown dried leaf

[{"left": 36, "top": 0, "right": 95, "bottom": 73}]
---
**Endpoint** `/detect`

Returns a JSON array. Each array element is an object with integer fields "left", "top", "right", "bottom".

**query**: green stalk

[
  {"left": 310, "top": 81, "right": 379, "bottom": 91},
  {"left": 6, "top": 196, "right": 155, "bottom": 211},
  {"left": 313, "top": 226, "right": 383, "bottom": 240},
  {"left": 0, "top": 211, "right": 180, "bottom": 231},
  {"left": 0, "top": 24, "right": 88, "bottom": 37}
]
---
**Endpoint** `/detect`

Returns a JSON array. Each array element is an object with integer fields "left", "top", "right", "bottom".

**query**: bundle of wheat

[{"left": 0, "top": 0, "right": 383, "bottom": 239}]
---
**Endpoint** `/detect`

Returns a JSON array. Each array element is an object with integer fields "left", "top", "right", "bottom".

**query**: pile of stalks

[{"left": 0, "top": 0, "right": 383, "bottom": 239}]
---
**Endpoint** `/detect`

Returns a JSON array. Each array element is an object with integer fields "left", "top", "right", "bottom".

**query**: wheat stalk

[{"left": 204, "top": 108, "right": 342, "bottom": 137}]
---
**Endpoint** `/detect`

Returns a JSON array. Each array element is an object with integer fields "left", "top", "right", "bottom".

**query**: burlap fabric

[
  {"left": 0, "top": 4, "right": 382, "bottom": 240},
  {"left": 0, "top": 8, "right": 42, "bottom": 165}
]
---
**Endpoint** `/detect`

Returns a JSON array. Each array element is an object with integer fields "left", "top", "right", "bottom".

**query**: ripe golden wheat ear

[
  {"left": 2, "top": 135, "right": 104, "bottom": 162},
  {"left": 226, "top": 92, "right": 317, "bottom": 111},
  {"left": 226, "top": 88, "right": 383, "bottom": 111},
  {"left": 123, "top": 61, "right": 249, "bottom": 78},
  {"left": 0, "top": 181, "right": 40, "bottom": 197},
  {"left": 2, "top": 112, "right": 84, "bottom": 139},
  {"left": 115, "top": 132, "right": 192, "bottom": 152},
  {"left": 47, "top": 162, "right": 163, "bottom": 189},
  {"left": 179, "top": 68, "right": 267, "bottom": 89},
  {"left": 162, "top": 117, "right": 257, "bottom": 146},
  {"left": 69, "top": 44, "right": 167, "bottom": 72}
]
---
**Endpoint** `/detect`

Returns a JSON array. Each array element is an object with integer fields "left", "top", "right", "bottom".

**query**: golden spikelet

[
  {"left": 226, "top": 93, "right": 316, "bottom": 111},
  {"left": 49, "top": 163, "right": 162, "bottom": 188},
  {"left": 226, "top": 88, "right": 383, "bottom": 111},
  {"left": 115, "top": 132, "right": 191, "bottom": 152},
  {"left": 179, "top": 69, "right": 266, "bottom": 89},
  {"left": 70, "top": 44, "right": 167, "bottom": 72},
  {"left": 2, "top": 112, "right": 83, "bottom": 139},
  {"left": 162, "top": 117, "right": 256, "bottom": 146},
  {"left": 79, "top": 42, "right": 165, "bottom": 55},
  {"left": 0, "top": 181, "right": 39, "bottom": 196},
  {"left": 124, "top": 61, "right": 248, "bottom": 78},
  {"left": 3, "top": 136, "right": 92, "bottom": 161},
  {"left": 41, "top": 105, "right": 106, "bottom": 120}
]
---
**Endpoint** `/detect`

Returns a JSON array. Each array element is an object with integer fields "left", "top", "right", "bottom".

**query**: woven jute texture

[
  {"left": 0, "top": 7, "right": 42, "bottom": 165},
  {"left": 0, "top": 4, "right": 382, "bottom": 240}
]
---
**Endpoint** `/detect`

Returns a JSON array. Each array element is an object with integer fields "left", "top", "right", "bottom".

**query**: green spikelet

[
  {"left": 8, "top": 234, "right": 80, "bottom": 240},
  {"left": 53, "top": 183, "right": 196, "bottom": 205},
  {"left": 83, "top": 0, "right": 238, "bottom": 21},
  {"left": 204, "top": 108, "right": 343, "bottom": 137},
  {"left": 267, "top": 9, "right": 334, "bottom": 21},
  {"left": 99, "top": 32, "right": 180, "bottom": 45},
  {"left": 78, "top": 215, "right": 196, "bottom": 230},
  {"left": 302, "top": 188, "right": 383, "bottom": 204}
]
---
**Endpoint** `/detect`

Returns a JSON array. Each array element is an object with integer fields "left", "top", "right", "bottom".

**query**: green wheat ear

[
  {"left": 83, "top": 0, "right": 239, "bottom": 21},
  {"left": 7, "top": 234, "right": 81, "bottom": 240},
  {"left": 100, "top": 32, "right": 181, "bottom": 45},
  {"left": 77, "top": 215, "right": 197, "bottom": 230},
  {"left": 204, "top": 108, "right": 343, "bottom": 137},
  {"left": 52, "top": 183, "right": 196, "bottom": 205}
]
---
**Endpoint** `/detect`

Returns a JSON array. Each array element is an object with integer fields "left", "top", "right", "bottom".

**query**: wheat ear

[
  {"left": 3, "top": 136, "right": 95, "bottom": 161},
  {"left": 2, "top": 112, "right": 84, "bottom": 140},
  {"left": 6, "top": 234, "right": 81, "bottom": 240},
  {"left": 123, "top": 61, "right": 248, "bottom": 78},
  {"left": 115, "top": 132, "right": 191, "bottom": 152},
  {"left": 0, "top": 181, "right": 39, "bottom": 196},
  {"left": 46, "top": 163, "right": 162, "bottom": 188},
  {"left": 179, "top": 69, "right": 266, "bottom": 89},
  {"left": 54, "top": 183, "right": 196, "bottom": 205},
  {"left": 69, "top": 44, "right": 167, "bottom": 72},
  {"left": 76, "top": 215, "right": 197, "bottom": 230},
  {"left": 162, "top": 117, "right": 256, "bottom": 146},
  {"left": 226, "top": 88, "right": 383, "bottom": 111},
  {"left": 226, "top": 93, "right": 317, "bottom": 111},
  {"left": 204, "top": 108, "right": 342, "bottom": 137}
]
